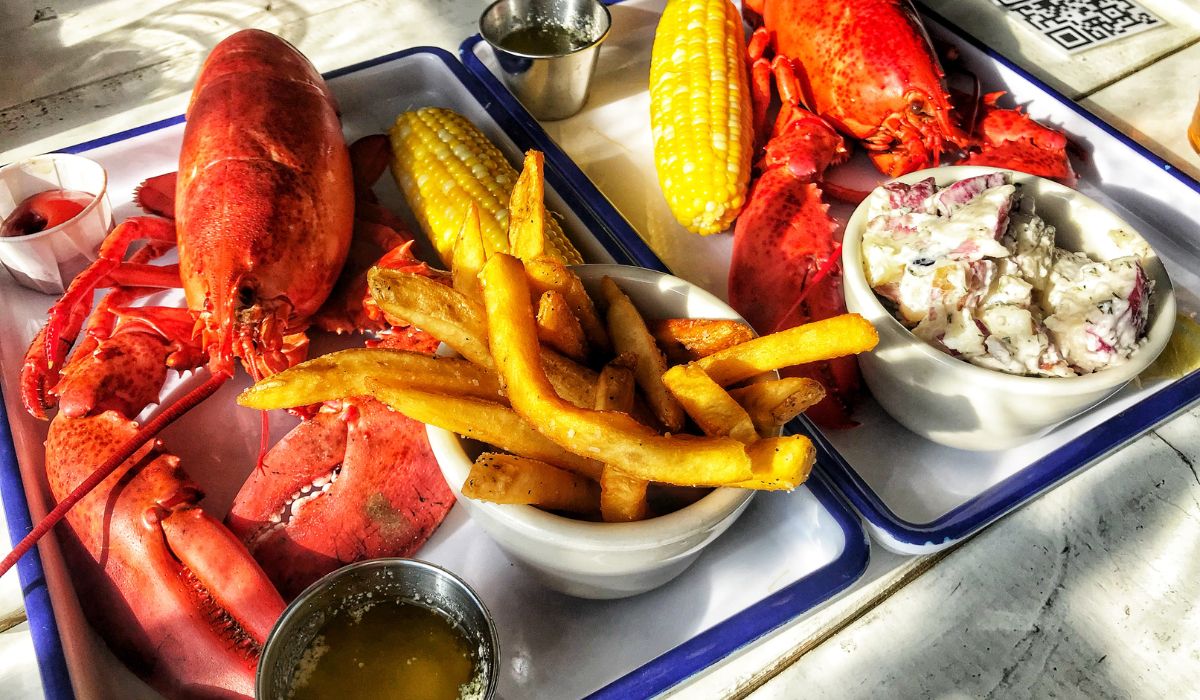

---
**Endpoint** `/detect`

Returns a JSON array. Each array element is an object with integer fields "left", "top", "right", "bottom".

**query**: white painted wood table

[{"left": 1, "top": 0, "right": 1198, "bottom": 698}]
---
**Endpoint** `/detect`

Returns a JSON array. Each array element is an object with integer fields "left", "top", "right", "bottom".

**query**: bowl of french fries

[{"left": 239, "top": 148, "right": 878, "bottom": 599}]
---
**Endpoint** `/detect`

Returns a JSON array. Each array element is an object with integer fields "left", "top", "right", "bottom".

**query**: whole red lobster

[
  {"left": 729, "top": 0, "right": 1075, "bottom": 426},
  {"left": 2, "top": 30, "right": 450, "bottom": 698}
]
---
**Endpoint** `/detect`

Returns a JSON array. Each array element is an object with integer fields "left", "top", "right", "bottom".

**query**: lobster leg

[
  {"left": 22, "top": 216, "right": 178, "bottom": 418},
  {"left": 729, "top": 70, "right": 863, "bottom": 427}
]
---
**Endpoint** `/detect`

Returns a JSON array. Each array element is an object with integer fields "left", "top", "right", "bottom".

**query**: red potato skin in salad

[{"left": 862, "top": 172, "right": 1151, "bottom": 377}]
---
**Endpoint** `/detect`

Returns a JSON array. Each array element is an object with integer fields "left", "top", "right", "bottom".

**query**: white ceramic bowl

[
  {"left": 842, "top": 166, "right": 1175, "bottom": 451},
  {"left": 426, "top": 264, "right": 755, "bottom": 599},
  {"left": 0, "top": 154, "right": 113, "bottom": 294}
]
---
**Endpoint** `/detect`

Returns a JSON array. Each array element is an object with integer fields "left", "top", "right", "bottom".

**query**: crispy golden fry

[
  {"left": 482, "top": 253, "right": 753, "bottom": 486},
  {"left": 508, "top": 151, "right": 548, "bottom": 261},
  {"left": 525, "top": 257, "right": 611, "bottom": 353},
  {"left": 661, "top": 363, "right": 758, "bottom": 443},
  {"left": 727, "top": 435, "right": 815, "bottom": 491},
  {"left": 594, "top": 355, "right": 648, "bottom": 522},
  {"left": 451, "top": 201, "right": 487, "bottom": 303},
  {"left": 728, "top": 377, "right": 826, "bottom": 435},
  {"left": 595, "top": 354, "right": 638, "bottom": 414},
  {"left": 463, "top": 453, "right": 599, "bottom": 513},
  {"left": 696, "top": 314, "right": 879, "bottom": 386},
  {"left": 237, "top": 348, "right": 503, "bottom": 410},
  {"left": 369, "top": 267, "right": 493, "bottom": 368},
  {"left": 539, "top": 350, "right": 598, "bottom": 408},
  {"left": 365, "top": 378, "right": 603, "bottom": 480},
  {"left": 601, "top": 276, "right": 686, "bottom": 432},
  {"left": 650, "top": 318, "right": 756, "bottom": 364},
  {"left": 599, "top": 469, "right": 648, "bottom": 522},
  {"left": 536, "top": 289, "right": 588, "bottom": 362}
]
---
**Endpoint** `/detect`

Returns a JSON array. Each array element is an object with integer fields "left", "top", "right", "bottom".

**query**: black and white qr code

[{"left": 992, "top": 0, "right": 1163, "bottom": 53}]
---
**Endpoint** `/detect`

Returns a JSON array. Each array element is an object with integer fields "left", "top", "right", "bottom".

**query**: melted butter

[
  {"left": 498, "top": 24, "right": 592, "bottom": 55},
  {"left": 289, "top": 599, "right": 476, "bottom": 700}
]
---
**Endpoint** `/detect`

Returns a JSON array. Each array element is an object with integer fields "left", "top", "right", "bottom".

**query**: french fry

[
  {"left": 536, "top": 289, "right": 588, "bottom": 362},
  {"left": 540, "top": 351, "right": 599, "bottom": 408},
  {"left": 508, "top": 151, "right": 548, "bottom": 261},
  {"left": 696, "top": 314, "right": 879, "bottom": 386},
  {"left": 650, "top": 318, "right": 756, "bottom": 364},
  {"left": 595, "top": 353, "right": 638, "bottom": 415},
  {"left": 599, "top": 470, "right": 649, "bottom": 522},
  {"left": 369, "top": 265, "right": 595, "bottom": 404},
  {"left": 451, "top": 201, "right": 487, "bottom": 303},
  {"left": 525, "top": 257, "right": 611, "bottom": 353},
  {"left": 661, "top": 364, "right": 758, "bottom": 443},
  {"left": 369, "top": 267, "right": 493, "bottom": 368},
  {"left": 601, "top": 276, "right": 686, "bottom": 432},
  {"left": 365, "top": 378, "right": 603, "bottom": 480},
  {"left": 482, "top": 253, "right": 754, "bottom": 486},
  {"left": 463, "top": 453, "right": 599, "bottom": 513},
  {"left": 726, "top": 435, "right": 815, "bottom": 491},
  {"left": 595, "top": 356, "right": 648, "bottom": 522},
  {"left": 237, "top": 348, "right": 503, "bottom": 410},
  {"left": 728, "top": 377, "right": 826, "bottom": 435}
]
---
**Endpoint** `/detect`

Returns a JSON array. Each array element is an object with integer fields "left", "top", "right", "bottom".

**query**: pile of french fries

[{"left": 238, "top": 150, "right": 879, "bottom": 523}]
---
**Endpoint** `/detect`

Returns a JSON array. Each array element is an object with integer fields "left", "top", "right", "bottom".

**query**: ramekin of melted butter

[
  {"left": 258, "top": 559, "right": 497, "bottom": 700},
  {"left": 288, "top": 598, "right": 483, "bottom": 700}
]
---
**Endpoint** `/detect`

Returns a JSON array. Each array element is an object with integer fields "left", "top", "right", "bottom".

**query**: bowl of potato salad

[{"left": 842, "top": 166, "right": 1175, "bottom": 451}]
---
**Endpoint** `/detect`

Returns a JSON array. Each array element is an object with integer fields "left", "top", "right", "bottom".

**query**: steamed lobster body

[
  {"left": 177, "top": 29, "right": 355, "bottom": 379},
  {"left": 746, "top": 0, "right": 964, "bottom": 177},
  {"left": 5, "top": 30, "right": 371, "bottom": 699},
  {"left": 728, "top": 0, "right": 1075, "bottom": 426}
]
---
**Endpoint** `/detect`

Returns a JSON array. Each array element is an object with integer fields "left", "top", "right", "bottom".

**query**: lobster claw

[
  {"left": 959, "top": 92, "right": 1076, "bottom": 185},
  {"left": 45, "top": 411, "right": 284, "bottom": 699},
  {"left": 228, "top": 396, "right": 454, "bottom": 599}
]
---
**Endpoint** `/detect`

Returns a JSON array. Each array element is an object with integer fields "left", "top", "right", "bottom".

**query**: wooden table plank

[
  {"left": 747, "top": 409, "right": 1200, "bottom": 699},
  {"left": 1083, "top": 41, "right": 1200, "bottom": 182}
]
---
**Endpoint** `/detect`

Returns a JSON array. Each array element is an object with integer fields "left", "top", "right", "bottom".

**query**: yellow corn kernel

[
  {"left": 388, "top": 107, "right": 583, "bottom": 265},
  {"left": 649, "top": 0, "right": 753, "bottom": 235}
]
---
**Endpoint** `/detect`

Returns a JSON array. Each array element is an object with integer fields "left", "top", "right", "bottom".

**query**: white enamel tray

[{"left": 0, "top": 47, "right": 869, "bottom": 700}]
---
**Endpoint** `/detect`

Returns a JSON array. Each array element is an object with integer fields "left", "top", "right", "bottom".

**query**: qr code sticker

[{"left": 993, "top": 0, "right": 1163, "bottom": 53}]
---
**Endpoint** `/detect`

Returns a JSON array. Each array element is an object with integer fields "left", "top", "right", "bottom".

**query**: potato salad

[{"left": 862, "top": 172, "right": 1151, "bottom": 376}]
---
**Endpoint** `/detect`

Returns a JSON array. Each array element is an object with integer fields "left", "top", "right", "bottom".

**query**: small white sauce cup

[{"left": 0, "top": 154, "right": 113, "bottom": 294}]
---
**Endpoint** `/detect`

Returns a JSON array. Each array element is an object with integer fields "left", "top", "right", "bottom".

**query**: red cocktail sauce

[{"left": 1, "top": 189, "right": 94, "bottom": 237}]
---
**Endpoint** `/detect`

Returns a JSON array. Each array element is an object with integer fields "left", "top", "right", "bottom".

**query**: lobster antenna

[{"left": 0, "top": 372, "right": 229, "bottom": 578}]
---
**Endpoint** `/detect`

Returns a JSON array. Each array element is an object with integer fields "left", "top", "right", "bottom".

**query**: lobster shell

[{"left": 177, "top": 29, "right": 354, "bottom": 377}]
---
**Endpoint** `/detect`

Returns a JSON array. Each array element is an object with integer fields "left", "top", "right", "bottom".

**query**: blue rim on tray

[
  {"left": 459, "top": 2, "right": 1200, "bottom": 555},
  {"left": 0, "top": 45, "right": 871, "bottom": 699}
]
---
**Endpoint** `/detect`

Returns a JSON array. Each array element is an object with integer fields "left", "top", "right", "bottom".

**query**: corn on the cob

[
  {"left": 649, "top": 0, "right": 753, "bottom": 235},
  {"left": 388, "top": 107, "right": 583, "bottom": 265}
]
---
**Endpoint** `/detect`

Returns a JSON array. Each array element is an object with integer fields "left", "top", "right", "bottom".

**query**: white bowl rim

[
  {"left": 427, "top": 263, "right": 758, "bottom": 551},
  {"left": 841, "top": 165, "right": 1177, "bottom": 394},
  {"left": 0, "top": 153, "right": 110, "bottom": 245}
]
